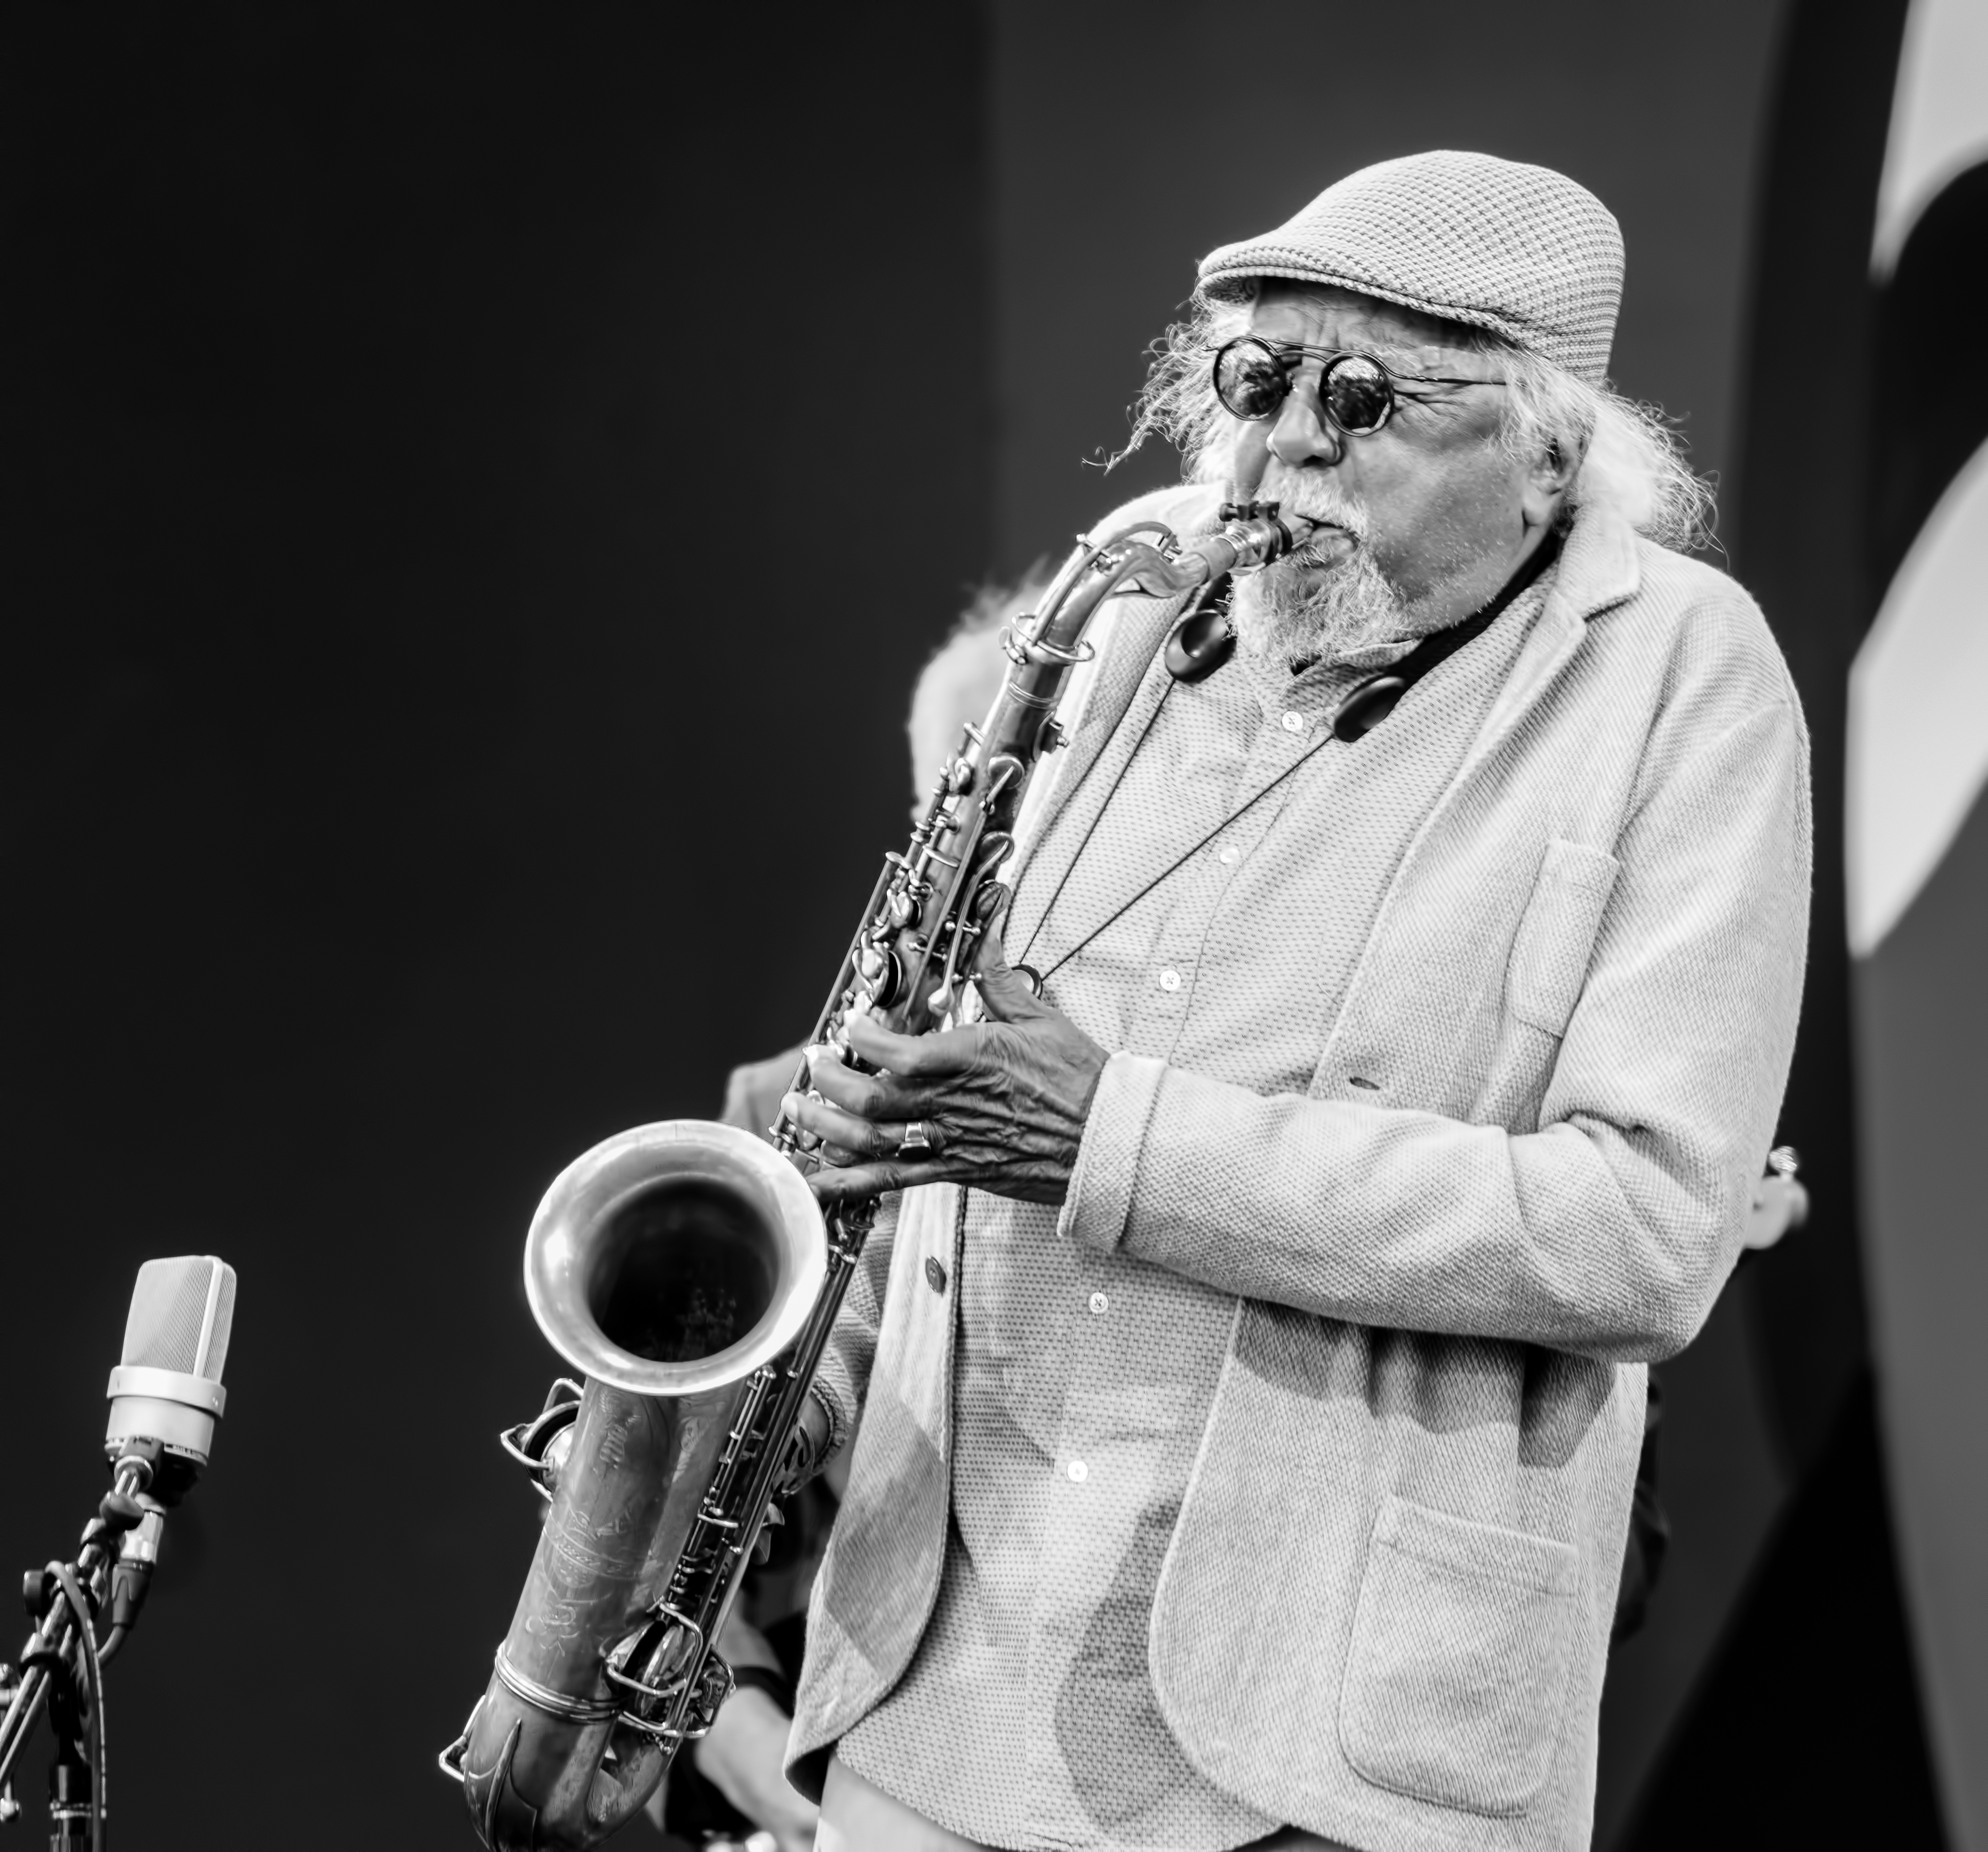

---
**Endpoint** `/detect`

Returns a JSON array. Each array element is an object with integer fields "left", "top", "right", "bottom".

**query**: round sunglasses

[{"left": 1211, "top": 337, "right": 1503, "bottom": 436}]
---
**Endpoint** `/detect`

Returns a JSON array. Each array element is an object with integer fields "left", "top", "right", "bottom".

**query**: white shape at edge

[
  {"left": 1873, "top": 0, "right": 1988, "bottom": 275},
  {"left": 1847, "top": 438, "right": 1988, "bottom": 957}
]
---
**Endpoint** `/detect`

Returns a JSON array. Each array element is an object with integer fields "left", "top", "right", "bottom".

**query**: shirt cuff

[{"left": 1057, "top": 1052, "right": 1168, "bottom": 1253}]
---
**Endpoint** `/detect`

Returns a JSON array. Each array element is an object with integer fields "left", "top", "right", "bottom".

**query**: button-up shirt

[{"left": 837, "top": 571, "right": 1554, "bottom": 1850}]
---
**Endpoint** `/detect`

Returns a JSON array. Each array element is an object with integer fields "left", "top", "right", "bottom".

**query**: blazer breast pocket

[
  {"left": 1338, "top": 1496, "right": 1580, "bottom": 1815},
  {"left": 1505, "top": 838, "right": 1620, "bottom": 1039}
]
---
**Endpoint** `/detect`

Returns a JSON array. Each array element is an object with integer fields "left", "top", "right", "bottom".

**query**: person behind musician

[{"left": 775, "top": 151, "right": 1812, "bottom": 1851}]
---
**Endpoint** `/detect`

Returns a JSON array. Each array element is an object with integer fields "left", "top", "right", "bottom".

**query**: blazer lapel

[
  {"left": 1457, "top": 505, "right": 1643, "bottom": 781},
  {"left": 1305, "top": 506, "right": 1647, "bottom": 1099}
]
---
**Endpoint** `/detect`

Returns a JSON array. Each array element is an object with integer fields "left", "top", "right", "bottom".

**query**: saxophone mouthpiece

[{"left": 1201, "top": 502, "right": 1326, "bottom": 577}]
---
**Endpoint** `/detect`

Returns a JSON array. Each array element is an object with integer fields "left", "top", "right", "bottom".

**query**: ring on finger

[{"left": 896, "top": 1120, "right": 937, "bottom": 1159}]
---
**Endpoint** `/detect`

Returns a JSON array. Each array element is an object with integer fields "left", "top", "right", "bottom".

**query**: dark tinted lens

[
  {"left": 1323, "top": 355, "right": 1393, "bottom": 433},
  {"left": 1213, "top": 341, "right": 1289, "bottom": 419}
]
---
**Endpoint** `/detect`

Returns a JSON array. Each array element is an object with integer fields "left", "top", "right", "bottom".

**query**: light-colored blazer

[{"left": 788, "top": 490, "right": 1812, "bottom": 1851}]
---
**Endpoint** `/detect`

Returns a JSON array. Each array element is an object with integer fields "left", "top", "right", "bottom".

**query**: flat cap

[{"left": 1197, "top": 150, "right": 1623, "bottom": 385}]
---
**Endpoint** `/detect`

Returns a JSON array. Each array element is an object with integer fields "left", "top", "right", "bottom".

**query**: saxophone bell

[{"left": 446, "top": 1122, "right": 825, "bottom": 1851}]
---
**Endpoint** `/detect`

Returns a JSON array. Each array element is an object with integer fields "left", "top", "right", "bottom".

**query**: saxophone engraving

[{"left": 440, "top": 502, "right": 1318, "bottom": 1849}]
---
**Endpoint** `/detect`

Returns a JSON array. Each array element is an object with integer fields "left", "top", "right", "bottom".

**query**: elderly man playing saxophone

[{"left": 774, "top": 151, "right": 1811, "bottom": 1851}]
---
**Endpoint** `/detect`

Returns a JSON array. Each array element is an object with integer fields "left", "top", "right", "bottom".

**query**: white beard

[
  {"left": 1224, "top": 472, "right": 1408, "bottom": 670},
  {"left": 1229, "top": 536, "right": 1407, "bottom": 670}
]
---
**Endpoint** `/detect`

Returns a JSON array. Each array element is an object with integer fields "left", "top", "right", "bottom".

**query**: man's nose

[{"left": 1267, "top": 379, "right": 1343, "bottom": 470}]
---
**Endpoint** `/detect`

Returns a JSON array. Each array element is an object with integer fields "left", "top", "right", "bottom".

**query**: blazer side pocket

[
  {"left": 1339, "top": 1496, "right": 1579, "bottom": 1815},
  {"left": 1506, "top": 838, "right": 1620, "bottom": 1038}
]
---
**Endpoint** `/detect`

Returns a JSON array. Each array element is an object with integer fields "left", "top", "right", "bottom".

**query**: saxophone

[{"left": 439, "top": 500, "right": 1317, "bottom": 1849}]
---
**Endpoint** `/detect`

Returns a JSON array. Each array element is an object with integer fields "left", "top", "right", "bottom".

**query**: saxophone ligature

[{"left": 440, "top": 498, "right": 1318, "bottom": 1849}]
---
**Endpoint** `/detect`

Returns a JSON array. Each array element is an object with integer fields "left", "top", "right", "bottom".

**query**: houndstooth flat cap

[{"left": 1198, "top": 150, "right": 1624, "bottom": 384}]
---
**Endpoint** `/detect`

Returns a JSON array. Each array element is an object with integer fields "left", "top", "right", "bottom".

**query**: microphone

[
  {"left": 0, "top": 1256, "right": 240, "bottom": 1840},
  {"left": 103, "top": 1255, "right": 237, "bottom": 1505}
]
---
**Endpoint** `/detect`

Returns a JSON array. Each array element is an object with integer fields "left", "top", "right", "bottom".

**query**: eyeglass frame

[{"left": 1210, "top": 336, "right": 1507, "bottom": 437}]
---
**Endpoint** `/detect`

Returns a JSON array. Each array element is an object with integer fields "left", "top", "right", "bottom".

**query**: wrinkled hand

[{"left": 783, "top": 927, "right": 1107, "bottom": 1205}]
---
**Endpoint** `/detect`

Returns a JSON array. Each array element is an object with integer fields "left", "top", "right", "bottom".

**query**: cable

[
  {"left": 1014, "top": 670, "right": 1178, "bottom": 975},
  {"left": 49, "top": 1564, "right": 104, "bottom": 1852}
]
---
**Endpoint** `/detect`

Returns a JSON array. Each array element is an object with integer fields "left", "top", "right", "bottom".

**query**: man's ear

[{"left": 1520, "top": 435, "right": 1578, "bottom": 531}]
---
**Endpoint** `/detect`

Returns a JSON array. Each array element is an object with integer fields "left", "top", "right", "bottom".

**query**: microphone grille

[{"left": 121, "top": 1256, "right": 237, "bottom": 1383}]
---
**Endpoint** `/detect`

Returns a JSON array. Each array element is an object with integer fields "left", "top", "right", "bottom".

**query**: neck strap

[
  {"left": 1332, "top": 528, "right": 1561, "bottom": 741},
  {"left": 1018, "top": 529, "right": 1563, "bottom": 988}
]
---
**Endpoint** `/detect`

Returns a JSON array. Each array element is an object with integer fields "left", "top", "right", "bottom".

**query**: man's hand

[
  {"left": 675, "top": 1615, "right": 818, "bottom": 1852},
  {"left": 690, "top": 1692, "right": 818, "bottom": 1852},
  {"left": 781, "top": 928, "right": 1108, "bottom": 1205},
  {"left": 1744, "top": 1171, "right": 1810, "bottom": 1252}
]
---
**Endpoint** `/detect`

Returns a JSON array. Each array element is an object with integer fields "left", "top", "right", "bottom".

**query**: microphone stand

[{"left": 0, "top": 1449, "right": 164, "bottom": 1849}]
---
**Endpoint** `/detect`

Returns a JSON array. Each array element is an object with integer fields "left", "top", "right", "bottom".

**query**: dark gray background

[{"left": 0, "top": 5, "right": 1945, "bottom": 1847}]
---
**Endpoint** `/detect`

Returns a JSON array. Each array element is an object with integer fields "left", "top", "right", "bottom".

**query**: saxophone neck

[
  {"left": 1173, "top": 499, "right": 1325, "bottom": 586},
  {"left": 1025, "top": 498, "right": 1304, "bottom": 651},
  {"left": 1035, "top": 500, "right": 1323, "bottom": 636}
]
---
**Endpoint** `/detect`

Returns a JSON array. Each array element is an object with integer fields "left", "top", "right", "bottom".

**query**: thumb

[{"left": 971, "top": 921, "right": 1046, "bottom": 1023}]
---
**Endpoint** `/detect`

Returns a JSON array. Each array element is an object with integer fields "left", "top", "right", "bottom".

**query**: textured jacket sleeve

[
  {"left": 1058, "top": 692, "right": 1812, "bottom": 1363},
  {"left": 806, "top": 1189, "right": 900, "bottom": 1467}
]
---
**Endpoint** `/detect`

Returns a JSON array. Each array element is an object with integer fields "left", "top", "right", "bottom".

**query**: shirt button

[
  {"left": 1088, "top": 1290, "right": 1109, "bottom": 1314},
  {"left": 1158, "top": 968, "right": 1181, "bottom": 992},
  {"left": 1281, "top": 710, "right": 1306, "bottom": 733},
  {"left": 924, "top": 1256, "right": 947, "bottom": 1294},
  {"left": 1218, "top": 844, "right": 1239, "bottom": 866},
  {"left": 1067, "top": 1460, "right": 1089, "bottom": 1483}
]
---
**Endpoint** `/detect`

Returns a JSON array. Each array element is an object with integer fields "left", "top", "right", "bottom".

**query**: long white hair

[{"left": 1120, "top": 291, "right": 1716, "bottom": 554}]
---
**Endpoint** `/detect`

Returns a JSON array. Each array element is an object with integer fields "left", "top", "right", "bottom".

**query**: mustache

[{"left": 1255, "top": 475, "right": 1371, "bottom": 553}]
